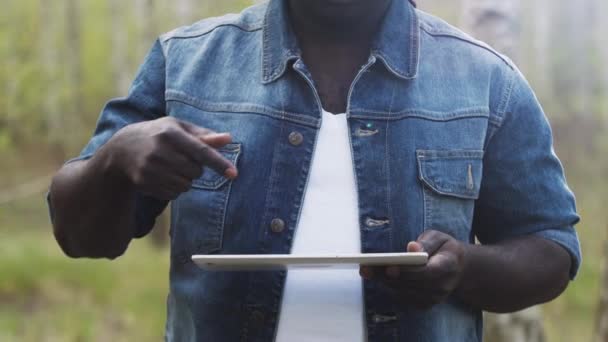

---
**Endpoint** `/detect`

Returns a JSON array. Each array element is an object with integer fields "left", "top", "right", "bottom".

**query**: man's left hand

[{"left": 360, "top": 230, "right": 467, "bottom": 310}]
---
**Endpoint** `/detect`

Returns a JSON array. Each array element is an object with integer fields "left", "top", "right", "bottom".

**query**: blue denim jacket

[{"left": 58, "top": 0, "right": 581, "bottom": 341}]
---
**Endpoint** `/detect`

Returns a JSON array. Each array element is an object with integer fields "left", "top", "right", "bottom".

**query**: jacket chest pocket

[
  {"left": 171, "top": 143, "right": 242, "bottom": 263},
  {"left": 417, "top": 150, "right": 483, "bottom": 242}
]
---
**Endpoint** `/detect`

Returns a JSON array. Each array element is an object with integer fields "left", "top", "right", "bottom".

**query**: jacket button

[
  {"left": 270, "top": 218, "right": 286, "bottom": 233},
  {"left": 288, "top": 132, "right": 304, "bottom": 146}
]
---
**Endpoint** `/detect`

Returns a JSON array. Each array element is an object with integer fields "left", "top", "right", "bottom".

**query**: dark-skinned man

[{"left": 48, "top": 0, "right": 581, "bottom": 341}]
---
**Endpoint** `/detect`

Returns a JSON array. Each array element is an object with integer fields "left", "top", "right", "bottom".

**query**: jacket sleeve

[
  {"left": 49, "top": 39, "right": 169, "bottom": 238},
  {"left": 473, "top": 66, "right": 582, "bottom": 279}
]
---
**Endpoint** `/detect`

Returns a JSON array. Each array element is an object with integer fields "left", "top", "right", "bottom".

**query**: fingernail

[
  {"left": 407, "top": 241, "right": 424, "bottom": 253},
  {"left": 207, "top": 132, "right": 230, "bottom": 139},
  {"left": 224, "top": 168, "right": 238, "bottom": 179}
]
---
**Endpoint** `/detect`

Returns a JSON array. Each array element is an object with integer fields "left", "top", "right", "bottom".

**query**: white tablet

[{"left": 192, "top": 252, "right": 428, "bottom": 271}]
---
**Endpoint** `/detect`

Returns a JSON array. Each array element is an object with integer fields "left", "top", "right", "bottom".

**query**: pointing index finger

[
  {"left": 177, "top": 121, "right": 238, "bottom": 178},
  {"left": 198, "top": 142, "right": 238, "bottom": 179}
]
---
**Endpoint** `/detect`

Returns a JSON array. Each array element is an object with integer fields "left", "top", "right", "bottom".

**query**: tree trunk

[
  {"left": 39, "top": 0, "right": 64, "bottom": 156},
  {"left": 554, "top": 0, "right": 593, "bottom": 117},
  {"left": 110, "top": 0, "right": 131, "bottom": 96},
  {"left": 461, "top": 1, "right": 546, "bottom": 341},
  {"left": 596, "top": 228, "right": 608, "bottom": 342},
  {"left": 484, "top": 309, "right": 546, "bottom": 342},
  {"left": 595, "top": 0, "right": 608, "bottom": 120},
  {"left": 176, "top": 0, "right": 196, "bottom": 24},
  {"left": 65, "top": 0, "right": 83, "bottom": 151},
  {"left": 460, "top": 0, "right": 522, "bottom": 62},
  {"left": 531, "top": 0, "right": 552, "bottom": 100},
  {"left": 135, "top": 0, "right": 157, "bottom": 58}
]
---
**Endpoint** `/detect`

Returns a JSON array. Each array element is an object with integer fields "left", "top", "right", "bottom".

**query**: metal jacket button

[
  {"left": 365, "top": 217, "right": 390, "bottom": 227},
  {"left": 372, "top": 313, "right": 397, "bottom": 323},
  {"left": 288, "top": 132, "right": 304, "bottom": 146},
  {"left": 270, "top": 218, "right": 286, "bottom": 233}
]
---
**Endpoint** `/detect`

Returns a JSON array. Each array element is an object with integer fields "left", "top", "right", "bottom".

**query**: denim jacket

[{"left": 57, "top": 0, "right": 581, "bottom": 341}]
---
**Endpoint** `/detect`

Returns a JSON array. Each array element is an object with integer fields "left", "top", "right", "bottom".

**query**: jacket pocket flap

[
  {"left": 192, "top": 143, "right": 242, "bottom": 190},
  {"left": 417, "top": 150, "right": 484, "bottom": 200}
]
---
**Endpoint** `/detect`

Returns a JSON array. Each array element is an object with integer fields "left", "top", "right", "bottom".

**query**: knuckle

[
  {"left": 427, "top": 229, "right": 444, "bottom": 240},
  {"left": 142, "top": 150, "right": 158, "bottom": 166},
  {"left": 158, "top": 126, "right": 179, "bottom": 140},
  {"left": 131, "top": 170, "right": 145, "bottom": 187},
  {"left": 161, "top": 116, "right": 179, "bottom": 125}
]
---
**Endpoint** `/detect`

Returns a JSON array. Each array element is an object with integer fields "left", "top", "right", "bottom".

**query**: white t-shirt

[{"left": 275, "top": 109, "right": 365, "bottom": 342}]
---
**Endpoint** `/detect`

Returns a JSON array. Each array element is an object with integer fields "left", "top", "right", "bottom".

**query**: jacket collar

[{"left": 261, "top": 0, "right": 420, "bottom": 84}]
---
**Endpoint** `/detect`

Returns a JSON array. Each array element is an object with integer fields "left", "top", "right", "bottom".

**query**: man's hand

[
  {"left": 360, "top": 230, "right": 466, "bottom": 309},
  {"left": 101, "top": 117, "right": 238, "bottom": 200}
]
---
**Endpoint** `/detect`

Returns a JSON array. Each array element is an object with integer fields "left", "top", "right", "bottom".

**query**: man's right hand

[{"left": 100, "top": 117, "right": 237, "bottom": 201}]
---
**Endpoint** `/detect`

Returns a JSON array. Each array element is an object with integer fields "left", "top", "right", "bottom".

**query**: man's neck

[{"left": 287, "top": 0, "right": 392, "bottom": 46}]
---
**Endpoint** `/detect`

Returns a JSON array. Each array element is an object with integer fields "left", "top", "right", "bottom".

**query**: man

[{"left": 48, "top": 0, "right": 581, "bottom": 341}]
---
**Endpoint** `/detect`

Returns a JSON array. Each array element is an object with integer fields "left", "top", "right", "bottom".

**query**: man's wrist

[
  {"left": 453, "top": 242, "right": 478, "bottom": 301},
  {"left": 90, "top": 139, "right": 131, "bottom": 187}
]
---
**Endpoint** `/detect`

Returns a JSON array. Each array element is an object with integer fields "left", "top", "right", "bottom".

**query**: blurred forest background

[{"left": 1, "top": 0, "right": 607, "bottom": 341}]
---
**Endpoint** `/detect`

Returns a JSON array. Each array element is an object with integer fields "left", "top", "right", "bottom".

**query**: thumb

[
  {"left": 178, "top": 121, "right": 233, "bottom": 148},
  {"left": 200, "top": 132, "right": 232, "bottom": 149},
  {"left": 407, "top": 241, "right": 425, "bottom": 253}
]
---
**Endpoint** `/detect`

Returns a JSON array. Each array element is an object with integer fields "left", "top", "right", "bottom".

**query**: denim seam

[
  {"left": 488, "top": 114, "right": 503, "bottom": 127},
  {"left": 422, "top": 187, "right": 432, "bottom": 230},
  {"left": 199, "top": 189, "right": 226, "bottom": 254},
  {"left": 262, "top": 4, "right": 271, "bottom": 82},
  {"left": 486, "top": 67, "right": 517, "bottom": 144},
  {"left": 419, "top": 23, "right": 515, "bottom": 72},
  {"left": 496, "top": 68, "right": 517, "bottom": 118},
  {"left": 416, "top": 152, "right": 485, "bottom": 159},
  {"left": 288, "top": 140, "right": 316, "bottom": 249},
  {"left": 351, "top": 107, "right": 489, "bottom": 115},
  {"left": 240, "top": 121, "right": 284, "bottom": 340},
  {"left": 261, "top": 2, "right": 300, "bottom": 84},
  {"left": 264, "top": 53, "right": 299, "bottom": 84},
  {"left": 166, "top": 91, "right": 320, "bottom": 128},
  {"left": 350, "top": 107, "right": 489, "bottom": 121},
  {"left": 156, "top": 38, "right": 169, "bottom": 64},
  {"left": 417, "top": 154, "right": 481, "bottom": 200},
  {"left": 258, "top": 135, "right": 285, "bottom": 252},
  {"left": 419, "top": 179, "right": 479, "bottom": 200},
  {"left": 418, "top": 156, "right": 484, "bottom": 161},
  {"left": 374, "top": 53, "right": 415, "bottom": 81},
  {"left": 385, "top": 84, "right": 397, "bottom": 254},
  {"left": 409, "top": 4, "right": 421, "bottom": 79},
  {"left": 215, "top": 175, "right": 234, "bottom": 255},
  {"left": 161, "top": 23, "right": 262, "bottom": 43},
  {"left": 372, "top": 4, "right": 420, "bottom": 81}
]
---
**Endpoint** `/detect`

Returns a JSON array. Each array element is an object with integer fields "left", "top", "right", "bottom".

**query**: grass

[{"left": 0, "top": 198, "right": 169, "bottom": 342}]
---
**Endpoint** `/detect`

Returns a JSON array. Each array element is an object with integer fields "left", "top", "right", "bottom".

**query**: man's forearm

[
  {"left": 49, "top": 150, "right": 136, "bottom": 259},
  {"left": 455, "top": 235, "right": 572, "bottom": 313}
]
